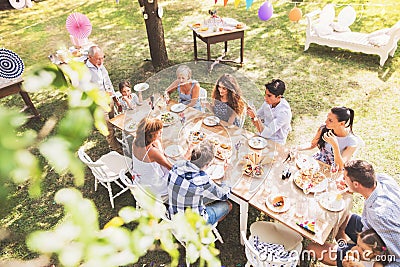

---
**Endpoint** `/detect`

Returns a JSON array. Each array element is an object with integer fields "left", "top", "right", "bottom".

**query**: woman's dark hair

[
  {"left": 265, "top": 79, "right": 286, "bottom": 97},
  {"left": 119, "top": 80, "right": 131, "bottom": 92},
  {"left": 212, "top": 73, "right": 245, "bottom": 115},
  {"left": 133, "top": 117, "right": 163, "bottom": 148},
  {"left": 317, "top": 106, "right": 355, "bottom": 150},
  {"left": 359, "top": 228, "right": 389, "bottom": 264}
]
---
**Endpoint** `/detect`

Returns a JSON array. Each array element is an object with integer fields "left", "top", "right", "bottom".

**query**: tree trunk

[{"left": 137, "top": 0, "right": 169, "bottom": 70}]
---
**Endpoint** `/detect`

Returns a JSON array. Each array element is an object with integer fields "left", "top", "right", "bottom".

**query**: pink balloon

[{"left": 258, "top": 1, "right": 273, "bottom": 21}]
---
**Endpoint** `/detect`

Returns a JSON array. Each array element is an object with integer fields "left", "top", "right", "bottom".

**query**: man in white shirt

[
  {"left": 86, "top": 45, "right": 122, "bottom": 154},
  {"left": 247, "top": 79, "right": 292, "bottom": 145}
]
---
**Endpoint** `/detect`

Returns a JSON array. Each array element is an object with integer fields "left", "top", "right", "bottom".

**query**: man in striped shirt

[{"left": 167, "top": 140, "right": 231, "bottom": 225}]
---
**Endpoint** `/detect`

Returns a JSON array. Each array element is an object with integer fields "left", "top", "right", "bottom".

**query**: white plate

[
  {"left": 248, "top": 136, "right": 268, "bottom": 149},
  {"left": 206, "top": 164, "right": 225, "bottom": 180},
  {"left": 157, "top": 112, "right": 179, "bottom": 126},
  {"left": 292, "top": 171, "right": 328, "bottom": 193},
  {"left": 124, "top": 120, "right": 137, "bottom": 132},
  {"left": 133, "top": 82, "right": 149, "bottom": 92},
  {"left": 164, "top": 144, "right": 184, "bottom": 158},
  {"left": 318, "top": 192, "right": 345, "bottom": 212},
  {"left": 170, "top": 103, "right": 187, "bottom": 113},
  {"left": 265, "top": 194, "right": 291, "bottom": 213},
  {"left": 203, "top": 116, "right": 220, "bottom": 127},
  {"left": 296, "top": 154, "right": 320, "bottom": 171}
]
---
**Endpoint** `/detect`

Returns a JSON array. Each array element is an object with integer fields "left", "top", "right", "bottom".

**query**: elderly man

[{"left": 86, "top": 45, "right": 122, "bottom": 154}]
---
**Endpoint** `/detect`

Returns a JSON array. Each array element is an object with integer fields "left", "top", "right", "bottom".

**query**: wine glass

[
  {"left": 330, "top": 162, "right": 339, "bottom": 182},
  {"left": 257, "top": 176, "right": 272, "bottom": 204}
]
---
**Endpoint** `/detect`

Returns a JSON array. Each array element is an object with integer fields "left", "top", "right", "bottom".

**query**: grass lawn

[{"left": 1, "top": 0, "right": 399, "bottom": 265}]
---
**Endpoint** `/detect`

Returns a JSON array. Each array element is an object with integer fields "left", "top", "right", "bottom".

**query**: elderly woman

[
  {"left": 209, "top": 73, "right": 245, "bottom": 127},
  {"left": 247, "top": 79, "right": 292, "bottom": 144},
  {"left": 298, "top": 106, "right": 359, "bottom": 170},
  {"left": 132, "top": 117, "right": 172, "bottom": 200},
  {"left": 165, "top": 65, "right": 201, "bottom": 110}
]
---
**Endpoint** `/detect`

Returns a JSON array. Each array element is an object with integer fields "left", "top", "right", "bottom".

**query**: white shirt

[{"left": 256, "top": 98, "right": 292, "bottom": 145}]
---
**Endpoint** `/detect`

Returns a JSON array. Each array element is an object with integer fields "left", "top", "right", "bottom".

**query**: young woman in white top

[
  {"left": 298, "top": 106, "right": 359, "bottom": 170},
  {"left": 132, "top": 117, "right": 172, "bottom": 198}
]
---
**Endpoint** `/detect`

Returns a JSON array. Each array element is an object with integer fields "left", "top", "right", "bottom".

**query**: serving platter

[
  {"left": 293, "top": 170, "right": 328, "bottom": 193},
  {"left": 157, "top": 112, "right": 179, "bottom": 126}
]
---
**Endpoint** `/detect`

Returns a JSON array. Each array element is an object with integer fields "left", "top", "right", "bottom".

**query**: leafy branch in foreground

[
  {"left": 27, "top": 188, "right": 221, "bottom": 267},
  {"left": 1, "top": 63, "right": 221, "bottom": 266}
]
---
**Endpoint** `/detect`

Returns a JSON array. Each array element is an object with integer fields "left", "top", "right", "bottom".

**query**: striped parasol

[
  {"left": 0, "top": 48, "right": 24, "bottom": 79},
  {"left": 66, "top": 12, "right": 92, "bottom": 39}
]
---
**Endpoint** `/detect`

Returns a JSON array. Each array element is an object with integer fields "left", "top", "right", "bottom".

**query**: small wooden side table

[
  {"left": 190, "top": 26, "right": 246, "bottom": 66},
  {"left": 0, "top": 77, "right": 40, "bottom": 118}
]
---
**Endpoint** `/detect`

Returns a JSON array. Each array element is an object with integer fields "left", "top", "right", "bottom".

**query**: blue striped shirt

[
  {"left": 167, "top": 160, "right": 230, "bottom": 222},
  {"left": 362, "top": 173, "right": 400, "bottom": 266}
]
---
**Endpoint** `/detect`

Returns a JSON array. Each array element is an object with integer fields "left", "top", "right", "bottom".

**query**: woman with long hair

[
  {"left": 298, "top": 106, "right": 359, "bottom": 169},
  {"left": 210, "top": 73, "right": 245, "bottom": 127}
]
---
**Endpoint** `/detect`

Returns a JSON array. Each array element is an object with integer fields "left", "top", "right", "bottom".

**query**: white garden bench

[{"left": 304, "top": 8, "right": 400, "bottom": 66}]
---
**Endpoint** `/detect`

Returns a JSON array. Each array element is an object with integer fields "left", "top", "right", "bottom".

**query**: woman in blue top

[
  {"left": 298, "top": 106, "right": 359, "bottom": 170},
  {"left": 165, "top": 65, "right": 201, "bottom": 110}
]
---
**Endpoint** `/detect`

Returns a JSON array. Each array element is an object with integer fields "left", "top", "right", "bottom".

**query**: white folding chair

[
  {"left": 241, "top": 221, "right": 303, "bottom": 267},
  {"left": 119, "top": 168, "right": 142, "bottom": 209},
  {"left": 78, "top": 147, "right": 132, "bottom": 208}
]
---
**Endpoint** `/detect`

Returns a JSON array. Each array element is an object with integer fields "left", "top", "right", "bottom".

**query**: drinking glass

[
  {"left": 330, "top": 162, "right": 338, "bottom": 182},
  {"left": 257, "top": 177, "right": 272, "bottom": 204},
  {"left": 295, "top": 196, "right": 307, "bottom": 218},
  {"left": 248, "top": 100, "right": 256, "bottom": 111}
]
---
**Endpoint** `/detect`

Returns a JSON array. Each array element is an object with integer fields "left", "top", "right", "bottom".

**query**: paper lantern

[
  {"left": 338, "top": 6, "right": 356, "bottom": 27},
  {"left": 289, "top": 6, "right": 302, "bottom": 22},
  {"left": 258, "top": 1, "right": 273, "bottom": 21}
]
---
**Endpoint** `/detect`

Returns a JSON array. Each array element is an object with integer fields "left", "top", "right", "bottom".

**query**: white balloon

[
  {"left": 338, "top": 6, "right": 356, "bottom": 27},
  {"left": 9, "top": 0, "right": 26, "bottom": 9},
  {"left": 319, "top": 4, "right": 335, "bottom": 25}
]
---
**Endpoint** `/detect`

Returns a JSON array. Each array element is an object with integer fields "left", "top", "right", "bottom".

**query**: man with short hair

[
  {"left": 307, "top": 159, "right": 400, "bottom": 266},
  {"left": 167, "top": 141, "right": 232, "bottom": 225},
  {"left": 86, "top": 45, "right": 122, "bottom": 154}
]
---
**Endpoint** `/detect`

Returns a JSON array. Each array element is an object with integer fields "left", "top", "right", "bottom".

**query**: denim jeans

[{"left": 206, "top": 200, "right": 231, "bottom": 225}]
